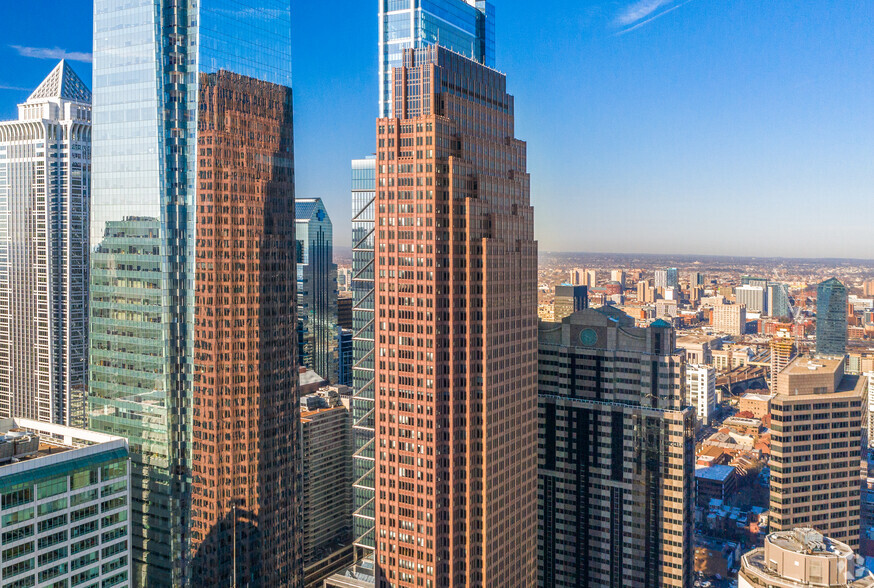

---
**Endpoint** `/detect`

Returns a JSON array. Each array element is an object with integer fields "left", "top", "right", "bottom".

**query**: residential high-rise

[
  {"left": 553, "top": 285, "right": 588, "bottom": 321},
  {"left": 816, "top": 278, "right": 848, "bottom": 356},
  {"left": 538, "top": 309, "right": 695, "bottom": 587},
  {"left": 769, "top": 355, "right": 867, "bottom": 549},
  {"left": 297, "top": 198, "right": 339, "bottom": 382},
  {"left": 0, "top": 61, "right": 90, "bottom": 426},
  {"left": 655, "top": 267, "right": 679, "bottom": 291},
  {"left": 585, "top": 268, "right": 598, "bottom": 288},
  {"left": 89, "top": 3, "right": 300, "bottom": 585},
  {"left": 739, "top": 528, "right": 874, "bottom": 588},
  {"left": 301, "top": 392, "right": 354, "bottom": 588},
  {"left": 712, "top": 301, "right": 747, "bottom": 336},
  {"left": 689, "top": 271, "right": 705, "bottom": 287},
  {"left": 569, "top": 268, "right": 584, "bottom": 286},
  {"left": 865, "top": 280, "right": 874, "bottom": 298},
  {"left": 768, "top": 282, "right": 792, "bottom": 318},
  {"left": 742, "top": 275, "right": 768, "bottom": 289},
  {"left": 867, "top": 372, "right": 874, "bottom": 449},
  {"left": 737, "top": 285, "right": 766, "bottom": 314},
  {"left": 378, "top": 0, "right": 494, "bottom": 116},
  {"left": 374, "top": 45, "right": 538, "bottom": 586},
  {"left": 0, "top": 418, "right": 131, "bottom": 588},
  {"left": 610, "top": 269, "right": 625, "bottom": 285},
  {"left": 687, "top": 363, "right": 717, "bottom": 425},
  {"left": 337, "top": 326, "right": 354, "bottom": 388},
  {"left": 337, "top": 295, "right": 354, "bottom": 330}
]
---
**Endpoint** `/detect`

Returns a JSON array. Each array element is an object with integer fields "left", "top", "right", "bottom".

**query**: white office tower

[
  {"left": 0, "top": 61, "right": 91, "bottom": 425},
  {"left": 686, "top": 364, "right": 716, "bottom": 425}
]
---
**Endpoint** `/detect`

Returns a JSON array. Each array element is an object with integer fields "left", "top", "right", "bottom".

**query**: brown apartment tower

[{"left": 373, "top": 46, "right": 538, "bottom": 587}]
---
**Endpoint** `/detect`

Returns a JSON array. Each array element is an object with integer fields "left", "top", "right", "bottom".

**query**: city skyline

[{"left": 0, "top": 1, "right": 872, "bottom": 259}]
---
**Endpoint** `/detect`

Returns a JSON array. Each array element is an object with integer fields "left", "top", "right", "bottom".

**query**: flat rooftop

[
  {"left": 741, "top": 392, "right": 774, "bottom": 402},
  {"left": 695, "top": 464, "right": 735, "bottom": 482},
  {"left": 769, "top": 528, "right": 850, "bottom": 557},
  {"left": 781, "top": 355, "right": 843, "bottom": 377}
]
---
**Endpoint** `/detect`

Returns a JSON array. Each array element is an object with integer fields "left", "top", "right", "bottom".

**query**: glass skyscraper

[
  {"left": 816, "top": 278, "right": 848, "bottom": 357},
  {"left": 90, "top": 1, "right": 299, "bottom": 586},
  {"left": 379, "top": 0, "right": 494, "bottom": 116},
  {"left": 296, "top": 198, "right": 339, "bottom": 382},
  {"left": 0, "top": 61, "right": 91, "bottom": 427}
]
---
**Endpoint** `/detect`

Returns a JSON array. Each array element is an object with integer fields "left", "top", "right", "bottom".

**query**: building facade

[
  {"left": 737, "top": 285, "right": 766, "bottom": 314},
  {"left": 297, "top": 198, "right": 339, "bottom": 382},
  {"left": 655, "top": 267, "right": 679, "bottom": 291},
  {"left": 0, "top": 418, "right": 130, "bottom": 588},
  {"left": 89, "top": 2, "right": 300, "bottom": 585},
  {"left": 553, "top": 285, "right": 588, "bottom": 321},
  {"left": 350, "top": 156, "right": 377, "bottom": 556},
  {"left": 687, "top": 364, "right": 717, "bottom": 425},
  {"left": 712, "top": 301, "right": 747, "bottom": 336},
  {"left": 769, "top": 356, "right": 867, "bottom": 549},
  {"left": 0, "top": 61, "right": 90, "bottom": 426},
  {"left": 816, "top": 278, "right": 848, "bottom": 356},
  {"left": 301, "top": 393, "right": 354, "bottom": 588},
  {"left": 538, "top": 310, "right": 695, "bottom": 587},
  {"left": 768, "top": 282, "right": 792, "bottom": 319},
  {"left": 378, "top": 0, "right": 494, "bottom": 116},
  {"left": 373, "top": 45, "right": 538, "bottom": 586}
]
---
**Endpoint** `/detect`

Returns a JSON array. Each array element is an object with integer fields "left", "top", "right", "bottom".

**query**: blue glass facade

[
  {"left": 816, "top": 278, "right": 848, "bottom": 357},
  {"left": 379, "top": 0, "right": 494, "bottom": 116},
  {"left": 90, "top": 1, "right": 297, "bottom": 586}
]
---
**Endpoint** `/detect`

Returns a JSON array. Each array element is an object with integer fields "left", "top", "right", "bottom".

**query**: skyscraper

[
  {"left": 297, "top": 198, "right": 339, "bottom": 382},
  {"left": 89, "top": 2, "right": 300, "bottom": 585},
  {"left": 378, "top": 0, "right": 494, "bottom": 116},
  {"left": 373, "top": 45, "right": 538, "bottom": 586},
  {"left": 816, "top": 278, "right": 848, "bottom": 356},
  {"left": 767, "top": 282, "right": 792, "bottom": 318},
  {"left": 0, "top": 61, "right": 90, "bottom": 426},
  {"left": 655, "top": 267, "right": 679, "bottom": 291},
  {"left": 769, "top": 355, "right": 867, "bottom": 549},
  {"left": 538, "top": 310, "right": 695, "bottom": 587},
  {"left": 737, "top": 284, "right": 766, "bottom": 314},
  {"left": 553, "top": 284, "right": 588, "bottom": 321},
  {"left": 352, "top": 0, "right": 496, "bottom": 562}
]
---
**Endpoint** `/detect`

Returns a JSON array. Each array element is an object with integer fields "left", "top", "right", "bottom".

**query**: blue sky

[{"left": 1, "top": 1, "right": 872, "bottom": 258}]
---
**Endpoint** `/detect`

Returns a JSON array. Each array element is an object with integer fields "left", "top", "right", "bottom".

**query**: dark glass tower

[
  {"left": 816, "top": 278, "right": 848, "bottom": 356},
  {"left": 89, "top": 1, "right": 300, "bottom": 585}
]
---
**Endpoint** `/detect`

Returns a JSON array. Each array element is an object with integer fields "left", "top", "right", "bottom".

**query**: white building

[
  {"left": 868, "top": 373, "right": 874, "bottom": 448},
  {"left": 0, "top": 418, "right": 130, "bottom": 588},
  {"left": 0, "top": 61, "right": 91, "bottom": 425},
  {"left": 739, "top": 528, "right": 873, "bottom": 588},
  {"left": 686, "top": 364, "right": 717, "bottom": 425},
  {"left": 712, "top": 302, "right": 747, "bottom": 336},
  {"left": 736, "top": 285, "right": 766, "bottom": 314}
]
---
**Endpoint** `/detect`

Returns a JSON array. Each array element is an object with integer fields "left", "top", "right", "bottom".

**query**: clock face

[{"left": 580, "top": 328, "right": 598, "bottom": 346}]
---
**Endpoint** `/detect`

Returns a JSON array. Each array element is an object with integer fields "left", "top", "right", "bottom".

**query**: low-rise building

[
  {"left": 696, "top": 464, "right": 738, "bottom": 507},
  {"left": 738, "top": 392, "right": 774, "bottom": 419},
  {"left": 739, "top": 528, "right": 874, "bottom": 587},
  {"left": 0, "top": 418, "right": 131, "bottom": 588}
]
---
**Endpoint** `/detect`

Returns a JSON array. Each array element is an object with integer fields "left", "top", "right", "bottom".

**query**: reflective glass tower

[
  {"left": 816, "top": 278, "right": 848, "bottom": 357},
  {"left": 90, "top": 1, "right": 299, "bottom": 586},
  {"left": 0, "top": 61, "right": 91, "bottom": 427},
  {"left": 296, "top": 198, "right": 339, "bottom": 382},
  {"left": 379, "top": 0, "right": 494, "bottom": 116}
]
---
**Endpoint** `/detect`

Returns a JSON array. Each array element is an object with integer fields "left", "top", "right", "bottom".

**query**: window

[
  {"left": 70, "top": 469, "right": 97, "bottom": 491},
  {"left": 1, "top": 488, "right": 32, "bottom": 511},
  {"left": 1, "top": 508, "right": 33, "bottom": 527},
  {"left": 36, "top": 478, "right": 66, "bottom": 500}
]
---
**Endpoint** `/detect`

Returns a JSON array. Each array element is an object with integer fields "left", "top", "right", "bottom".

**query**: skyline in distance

[{"left": 0, "top": 0, "right": 871, "bottom": 258}]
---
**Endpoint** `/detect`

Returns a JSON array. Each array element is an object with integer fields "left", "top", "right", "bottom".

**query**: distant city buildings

[
  {"left": 816, "top": 278, "right": 848, "bottom": 356},
  {"left": 767, "top": 282, "right": 792, "bottom": 318},
  {"left": 0, "top": 61, "right": 91, "bottom": 426},
  {"left": 689, "top": 271, "right": 705, "bottom": 287},
  {"left": 655, "top": 267, "right": 680, "bottom": 291},
  {"left": 769, "top": 355, "right": 866, "bottom": 548},
  {"left": 610, "top": 269, "right": 625, "bottom": 285},
  {"left": 297, "top": 198, "right": 340, "bottom": 383},
  {"left": 687, "top": 364, "right": 717, "bottom": 425},
  {"left": 739, "top": 528, "right": 874, "bottom": 588},
  {"left": 553, "top": 285, "right": 588, "bottom": 321},
  {"left": 538, "top": 309, "right": 694, "bottom": 587},
  {"left": 712, "top": 301, "right": 747, "bottom": 336},
  {"left": 737, "top": 284, "right": 766, "bottom": 314},
  {"left": 0, "top": 418, "right": 131, "bottom": 588}
]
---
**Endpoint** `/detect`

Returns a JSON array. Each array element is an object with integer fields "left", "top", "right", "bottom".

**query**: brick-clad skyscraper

[{"left": 374, "top": 46, "right": 538, "bottom": 587}]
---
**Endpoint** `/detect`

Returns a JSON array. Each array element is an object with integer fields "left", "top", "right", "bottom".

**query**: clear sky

[{"left": 1, "top": 1, "right": 872, "bottom": 259}]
